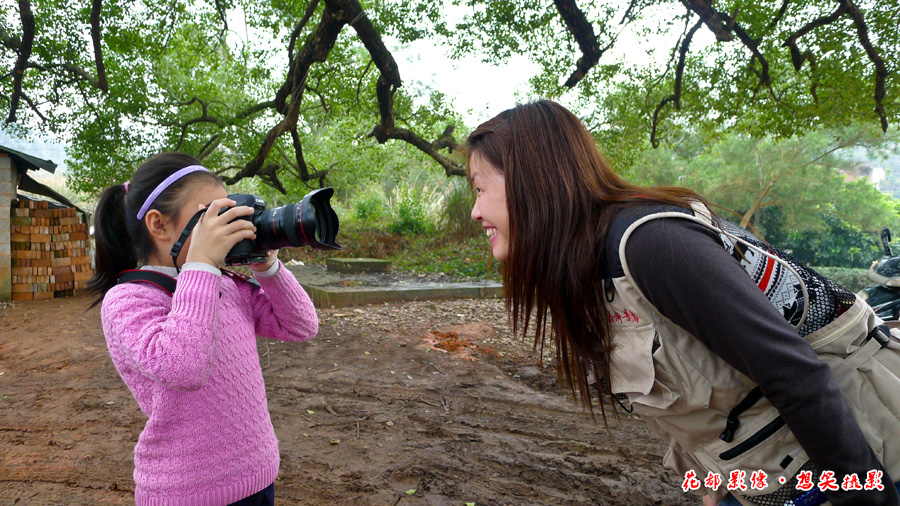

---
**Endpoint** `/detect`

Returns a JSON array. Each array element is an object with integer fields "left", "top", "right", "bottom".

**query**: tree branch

[
  {"left": 305, "top": 84, "right": 329, "bottom": 113},
  {"left": 764, "top": 0, "right": 790, "bottom": 34},
  {"left": 197, "top": 134, "right": 221, "bottom": 160},
  {"left": 650, "top": 96, "right": 676, "bottom": 149},
  {"left": 20, "top": 90, "right": 47, "bottom": 122},
  {"left": 374, "top": 126, "right": 465, "bottom": 176},
  {"left": 674, "top": 20, "right": 702, "bottom": 109},
  {"left": 229, "top": 0, "right": 464, "bottom": 191},
  {"left": 680, "top": 0, "right": 734, "bottom": 42},
  {"left": 234, "top": 99, "right": 277, "bottom": 120},
  {"left": 782, "top": 4, "right": 847, "bottom": 70},
  {"left": 838, "top": 0, "right": 889, "bottom": 132},
  {"left": 649, "top": 19, "right": 701, "bottom": 148},
  {"left": 355, "top": 58, "right": 373, "bottom": 105},
  {"left": 715, "top": 11, "right": 775, "bottom": 97},
  {"left": 214, "top": 0, "right": 228, "bottom": 39},
  {"left": 680, "top": 1, "right": 779, "bottom": 102},
  {"left": 90, "top": 0, "right": 109, "bottom": 92},
  {"left": 290, "top": 127, "right": 330, "bottom": 186},
  {"left": 619, "top": 0, "right": 640, "bottom": 25},
  {"left": 226, "top": 0, "right": 346, "bottom": 189},
  {"left": 3, "top": 14, "right": 108, "bottom": 109},
  {"left": 342, "top": 1, "right": 463, "bottom": 175},
  {"left": 289, "top": 0, "right": 321, "bottom": 62},
  {"left": 553, "top": 0, "right": 605, "bottom": 88},
  {"left": 7, "top": 0, "right": 36, "bottom": 123},
  {"left": 432, "top": 124, "right": 458, "bottom": 154}
]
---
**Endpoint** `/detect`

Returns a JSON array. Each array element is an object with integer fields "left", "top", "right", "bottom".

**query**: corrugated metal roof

[{"left": 0, "top": 144, "right": 57, "bottom": 173}]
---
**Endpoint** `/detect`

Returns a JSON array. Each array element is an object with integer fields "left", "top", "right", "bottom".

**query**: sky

[{"left": 394, "top": 38, "right": 540, "bottom": 127}]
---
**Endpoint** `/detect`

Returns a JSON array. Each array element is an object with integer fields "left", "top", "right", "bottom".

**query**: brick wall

[
  {"left": 0, "top": 154, "right": 13, "bottom": 301},
  {"left": 10, "top": 199, "right": 93, "bottom": 301}
]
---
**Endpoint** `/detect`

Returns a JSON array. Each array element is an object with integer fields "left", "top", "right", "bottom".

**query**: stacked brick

[{"left": 10, "top": 199, "right": 92, "bottom": 301}]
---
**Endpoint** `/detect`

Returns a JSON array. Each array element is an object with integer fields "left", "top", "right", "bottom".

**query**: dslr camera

[{"left": 222, "top": 188, "right": 341, "bottom": 266}]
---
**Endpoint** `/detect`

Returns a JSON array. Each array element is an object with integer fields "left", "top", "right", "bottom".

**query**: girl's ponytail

[{"left": 87, "top": 183, "right": 137, "bottom": 307}]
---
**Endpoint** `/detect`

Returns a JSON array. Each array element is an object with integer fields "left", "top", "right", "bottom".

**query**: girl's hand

[
  {"left": 702, "top": 494, "right": 717, "bottom": 506},
  {"left": 250, "top": 250, "right": 279, "bottom": 272},
  {"left": 185, "top": 198, "right": 257, "bottom": 267}
]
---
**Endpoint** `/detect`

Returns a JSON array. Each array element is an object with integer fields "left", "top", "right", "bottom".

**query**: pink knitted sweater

[{"left": 101, "top": 262, "right": 317, "bottom": 506}]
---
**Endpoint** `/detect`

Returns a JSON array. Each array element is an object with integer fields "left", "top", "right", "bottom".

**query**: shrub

[
  {"left": 388, "top": 184, "right": 444, "bottom": 235},
  {"left": 389, "top": 190, "right": 428, "bottom": 234},
  {"left": 441, "top": 177, "right": 482, "bottom": 237},
  {"left": 813, "top": 266, "right": 870, "bottom": 293},
  {"left": 353, "top": 192, "right": 386, "bottom": 222}
]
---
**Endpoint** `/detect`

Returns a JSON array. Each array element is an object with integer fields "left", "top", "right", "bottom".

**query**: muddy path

[{"left": 0, "top": 295, "right": 694, "bottom": 505}]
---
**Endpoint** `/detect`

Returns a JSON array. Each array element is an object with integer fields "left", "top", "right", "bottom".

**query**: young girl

[
  {"left": 467, "top": 100, "right": 900, "bottom": 506},
  {"left": 88, "top": 151, "right": 318, "bottom": 506}
]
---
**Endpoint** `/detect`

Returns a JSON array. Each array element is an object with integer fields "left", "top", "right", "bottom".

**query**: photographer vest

[{"left": 604, "top": 202, "right": 900, "bottom": 505}]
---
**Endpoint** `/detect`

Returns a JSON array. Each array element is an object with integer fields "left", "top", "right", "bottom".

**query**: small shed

[{"left": 0, "top": 145, "right": 91, "bottom": 301}]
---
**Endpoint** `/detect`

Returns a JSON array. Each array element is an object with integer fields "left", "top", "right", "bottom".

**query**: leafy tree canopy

[
  {"left": 634, "top": 126, "right": 900, "bottom": 237},
  {"left": 0, "top": 0, "right": 897, "bottom": 194}
]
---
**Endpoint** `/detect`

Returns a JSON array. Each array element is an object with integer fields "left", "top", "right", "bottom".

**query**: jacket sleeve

[
  {"left": 250, "top": 260, "right": 319, "bottom": 342},
  {"left": 624, "top": 217, "right": 899, "bottom": 506},
  {"left": 101, "top": 269, "right": 221, "bottom": 391}
]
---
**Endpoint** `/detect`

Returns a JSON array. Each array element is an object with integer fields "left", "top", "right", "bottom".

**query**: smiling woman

[
  {"left": 462, "top": 99, "right": 900, "bottom": 506},
  {"left": 468, "top": 152, "right": 509, "bottom": 261}
]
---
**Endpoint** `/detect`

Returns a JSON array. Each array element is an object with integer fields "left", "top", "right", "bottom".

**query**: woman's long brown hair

[{"left": 466, "top": 100, "right": 708, "bottom": 418}]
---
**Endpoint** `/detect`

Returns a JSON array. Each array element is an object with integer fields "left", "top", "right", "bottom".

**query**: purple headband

[{"left": 136, "top": 165, "right": 209, "bottom": 220}]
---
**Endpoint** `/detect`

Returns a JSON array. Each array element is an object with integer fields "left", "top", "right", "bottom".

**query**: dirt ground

[{"left": 0, "top": 292, "right": 696, "bottom": 506}]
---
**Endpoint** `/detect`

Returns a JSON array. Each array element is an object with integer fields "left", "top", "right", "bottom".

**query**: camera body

[{"left": 221, "top": 188, "right": 341, "bottom": 266}]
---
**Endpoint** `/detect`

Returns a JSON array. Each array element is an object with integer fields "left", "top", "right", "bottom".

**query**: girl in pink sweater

[{"left": 87, "top": 152, "right": 318, "bottom": 506}]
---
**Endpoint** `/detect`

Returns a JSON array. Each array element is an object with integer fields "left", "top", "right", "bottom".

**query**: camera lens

[{"left": 252, "top": 188, "right": 341, "bottom": 252}]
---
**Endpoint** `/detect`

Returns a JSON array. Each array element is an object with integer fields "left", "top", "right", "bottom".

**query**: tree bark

[
  {"left": 553, "top": 0, "right": 604, "bottom": 88},
  {"left": 7, "top": 0, "right": 35, "bottom": 123},
  {"left": 90, "top": 0, "right": 108, "bottom": 92}
]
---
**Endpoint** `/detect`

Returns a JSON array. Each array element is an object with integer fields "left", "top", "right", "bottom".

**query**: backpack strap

[
  {"left": 616, "top": 203, "right": 810, "bottom": 331},
  {"left": 116, "top": 269, "right": 178, "bottom": 296}
]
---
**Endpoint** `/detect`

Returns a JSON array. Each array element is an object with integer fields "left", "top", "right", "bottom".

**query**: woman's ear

[{"left": 144, "top": 209, "right": 173, "bottom": 241}]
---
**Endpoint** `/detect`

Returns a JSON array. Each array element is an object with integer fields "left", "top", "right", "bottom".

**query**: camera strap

[
  {"left": 116, "top": 269, "right": 177, "bottom": 296},
  {"left": 169, "top": 208, "right": 207, "bottom": 272},
  {"left": 116, "top": 268, "right": 258, "bottom": 297}
]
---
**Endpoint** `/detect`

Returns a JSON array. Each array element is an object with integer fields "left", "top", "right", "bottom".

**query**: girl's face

[
  {"left": 146, "top": 181, "right": 228, "bottom": 267},
  {"left": 469, "top": 154, "right": 510, "bottom": 262}
]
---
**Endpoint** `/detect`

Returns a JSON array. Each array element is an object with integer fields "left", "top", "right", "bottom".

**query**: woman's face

[{"left": 469, "top": 154, "right": 509, "bottom": 262}]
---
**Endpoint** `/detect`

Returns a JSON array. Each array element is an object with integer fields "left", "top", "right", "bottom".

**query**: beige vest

[{"left": 606, "top": 204, "right": 900, "bottom": 505}]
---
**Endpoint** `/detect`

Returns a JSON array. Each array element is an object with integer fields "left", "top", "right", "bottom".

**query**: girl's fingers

[
  {"left": 221, "top": 229, "right": 257, "bottom": 249},
  {"left": 216, "top": 205, "right": 254, "bottom": 223},
  {"left": 205, "top": 208, "right": 253, "bottom": 232},
  {"left": 204, "top": 198, "right": 237, "bottom": 219},
  {"left": 220, "top": 219, "right": 257, "bottom": 237}
]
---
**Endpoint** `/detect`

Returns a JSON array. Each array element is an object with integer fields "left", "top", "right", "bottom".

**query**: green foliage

[
  {"left": 448, "top": 0, "right": 899, "bottom": 155},
  {"left": 279, "top": 220, "right": 500, "bottom": 280},
  {"left": 440, "top": 177, "right": 482, "bottom": 237},
  {"left": 387, "top": 234, "right": 499, "bottom": 279},
  {"left": 759, "top": 208, "right": 887, "bottom": 269},
  {"left": 812, "top": 267, "right": 871, "bottom": 293},
  {"left": 388, "top": 189, "right": 428, "bottom": 234},
  {"left": 5, "top": 0, "right": 900, "bottom": 265},
  {"left": 352, "top": 188, "right": 387, "bottom": 222},
  {"left": 0, "top": 0, "right": 468, "bottom": 196},
  {"left": 634, "top": 127, "right": 900, "bottom": 236}
]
